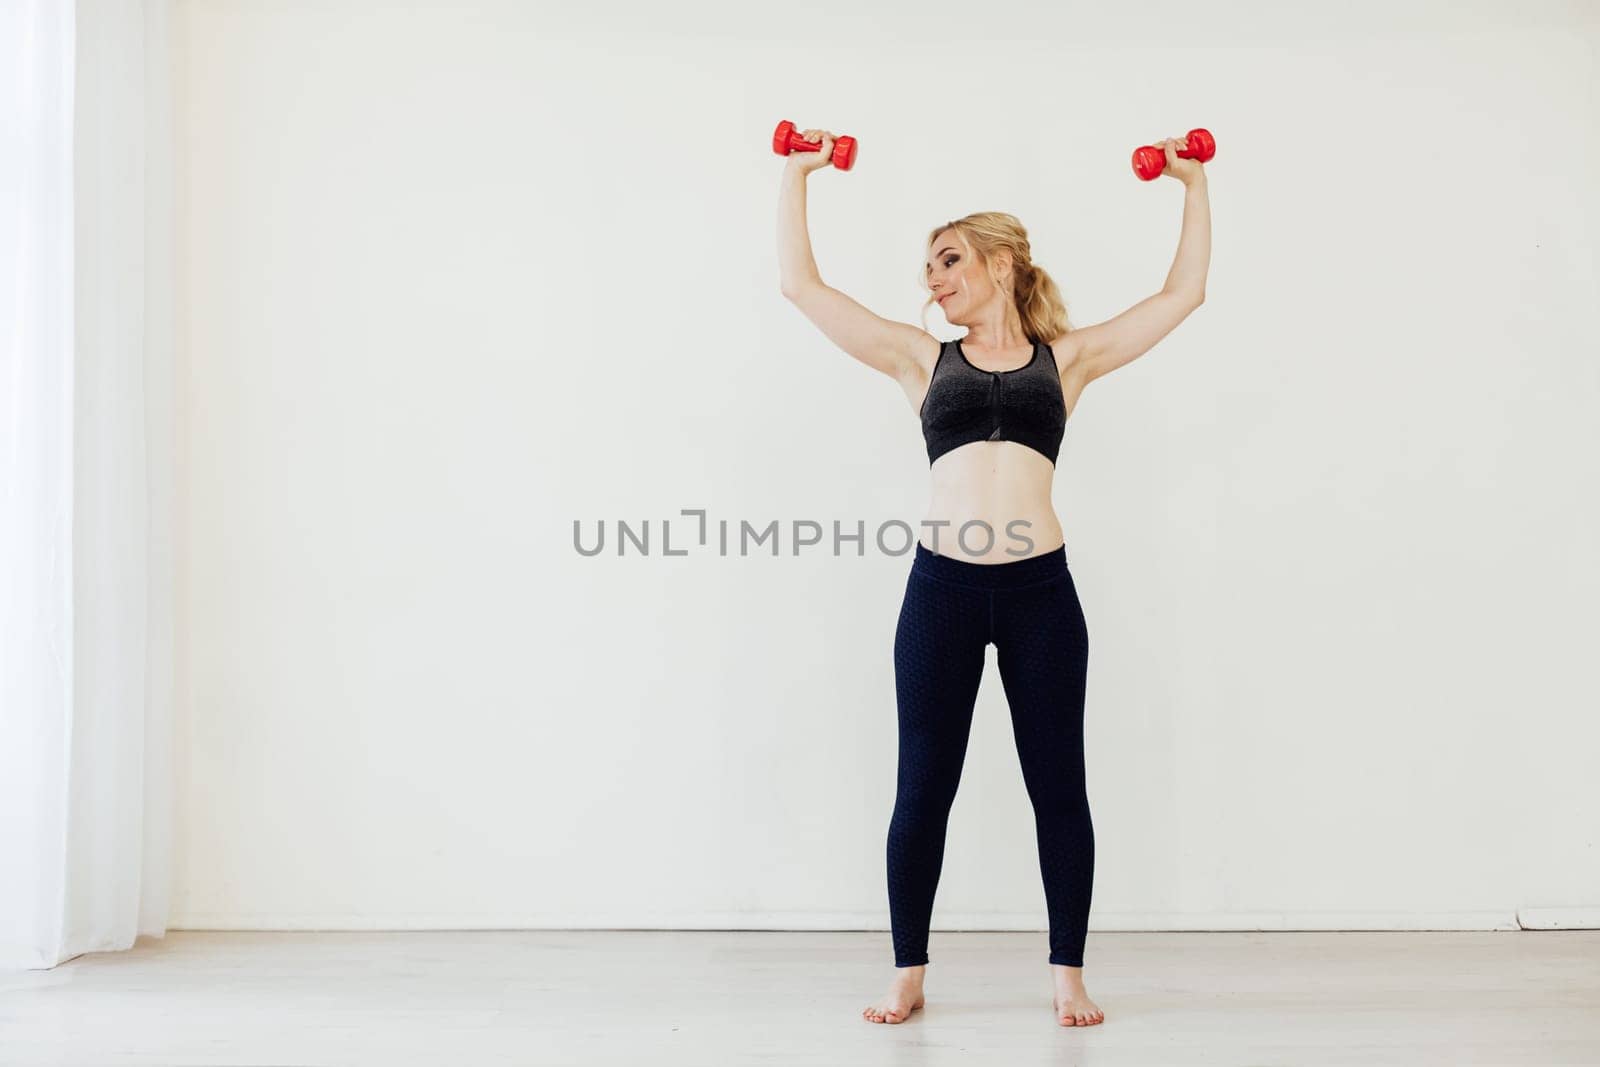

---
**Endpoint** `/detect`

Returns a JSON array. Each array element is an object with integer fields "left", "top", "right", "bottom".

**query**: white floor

[{"left": 2, "top": 930, "right": 1597, "bottom": 1065}]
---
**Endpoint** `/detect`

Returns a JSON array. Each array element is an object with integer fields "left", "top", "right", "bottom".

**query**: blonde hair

[{"left": 917, "top": 212, "right": 1073, "bottom": 343}]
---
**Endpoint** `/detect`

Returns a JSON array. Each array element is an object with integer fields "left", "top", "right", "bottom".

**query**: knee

[
  {"left": 1026, "top": 786, "right": 1092, "bottom": 827},
  {"left": 889, "top": 781, "right": 959, "bottom": 833}
]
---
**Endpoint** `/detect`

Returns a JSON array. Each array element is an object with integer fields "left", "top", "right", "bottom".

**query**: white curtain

[{"left": 0, "top": 0, "right": 173, "bottom": 970}]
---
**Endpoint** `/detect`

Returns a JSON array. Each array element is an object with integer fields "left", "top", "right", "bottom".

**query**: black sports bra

[{"left": 919, "top": 337, "right": 1067, "bottom": 466}]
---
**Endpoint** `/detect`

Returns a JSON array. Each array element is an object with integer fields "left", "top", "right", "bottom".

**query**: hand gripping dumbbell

[
  {"left": 1131, "top": 128, "right": 1216, "bottom": 181},
  {"left": 772, "top": 119, "right": 859, "bottom": 171}
]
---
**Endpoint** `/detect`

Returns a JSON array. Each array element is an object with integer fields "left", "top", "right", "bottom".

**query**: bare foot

[
  {"left": 862, "top": 965, "right": 926, "bottom": 1024},
  {"left": 1051, "top": 965, "right": 1104, "bottom": 1026}
]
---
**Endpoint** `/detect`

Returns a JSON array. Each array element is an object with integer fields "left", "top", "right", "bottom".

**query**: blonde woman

[{"left": 777, "top": 129, "right": 1210, "bottom": 1027}]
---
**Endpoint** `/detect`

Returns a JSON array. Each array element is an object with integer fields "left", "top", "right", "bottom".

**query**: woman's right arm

[{"left": 777, "top": 157, "right": 931, "bottom": 381}]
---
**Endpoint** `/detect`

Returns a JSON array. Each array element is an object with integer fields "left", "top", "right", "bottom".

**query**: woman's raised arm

[{"left": 777, "top": 145, "right": 930, "bottom": 380}]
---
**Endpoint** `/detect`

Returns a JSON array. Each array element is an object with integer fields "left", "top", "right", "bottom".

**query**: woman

[{"left": 776, "top": 129, "right": 1211, "bottom": 1027}]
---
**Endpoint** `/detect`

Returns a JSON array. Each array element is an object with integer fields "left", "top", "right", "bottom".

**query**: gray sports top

[{"left": 918, "top": 337, "right": 1067, "bottom": 466}]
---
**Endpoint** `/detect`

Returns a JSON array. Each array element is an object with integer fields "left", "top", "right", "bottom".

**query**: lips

[{"left": 938, "top": 291, "right": 957, "bottom": 305}]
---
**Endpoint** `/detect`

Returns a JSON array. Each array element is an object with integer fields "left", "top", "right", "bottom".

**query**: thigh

[
  {"left": 893, "top": 570, "right": 989, "bottom": 747},
  {"left": 992, "top": 573, "right": 1089, "bottom": 763}
]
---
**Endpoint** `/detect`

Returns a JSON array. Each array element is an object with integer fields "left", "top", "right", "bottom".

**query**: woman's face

[{"left": 926, "top": 230, "right": 1009, "bottom": 325}]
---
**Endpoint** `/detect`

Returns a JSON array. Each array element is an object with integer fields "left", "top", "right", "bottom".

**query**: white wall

[{"left": 169, "top": 0, "right": 1600, "bottom": 931}]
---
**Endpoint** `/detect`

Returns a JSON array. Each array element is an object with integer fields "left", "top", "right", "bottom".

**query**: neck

[{"left": 960, "top": 303, "right": 1028, "bottom": 350}]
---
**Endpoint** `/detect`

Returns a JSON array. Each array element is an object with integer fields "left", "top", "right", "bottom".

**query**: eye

[{"left": 944, "top": 255, "right": 958, "bottom": 267}]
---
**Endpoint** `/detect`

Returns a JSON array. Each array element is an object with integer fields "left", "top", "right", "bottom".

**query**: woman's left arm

[
  {"left": 1060, "top": 157, "right": 1210, "bottom": 386},
  {"left": 1162, "top": 171, "right": 1210, "bottom": 302}
]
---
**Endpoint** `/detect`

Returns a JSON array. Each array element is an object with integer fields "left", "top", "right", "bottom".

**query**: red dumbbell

[
  {"left": 1132, "top": 128, "right": 1216, "bottom": 181},
  {"left": 772, "top": 119, "right": 859, "bottom": 171}
]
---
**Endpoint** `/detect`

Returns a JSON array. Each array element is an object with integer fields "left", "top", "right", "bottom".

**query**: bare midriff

[{"left": 918, "top": 441, "right": 1063, "bottom": 563}]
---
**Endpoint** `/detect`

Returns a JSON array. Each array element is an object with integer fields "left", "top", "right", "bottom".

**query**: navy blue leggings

[{"left": 888, "top": 541, "right": 1093, "bottom": 968}]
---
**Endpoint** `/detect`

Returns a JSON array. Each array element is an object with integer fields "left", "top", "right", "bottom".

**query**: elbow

[{"left": 781, "top": 274, "right": 824, "bottom": 301}]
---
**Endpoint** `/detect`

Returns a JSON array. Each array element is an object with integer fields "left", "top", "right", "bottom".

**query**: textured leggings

[{"left": 888, "top": 541, "right": 1093, "bottom": 968}]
